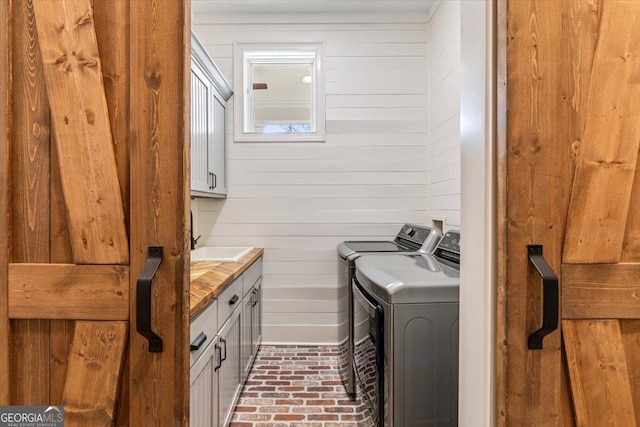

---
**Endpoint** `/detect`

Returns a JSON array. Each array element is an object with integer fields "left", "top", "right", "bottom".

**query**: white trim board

[{"left": 459, "top": 1, "right": 496, "bottom": 426}]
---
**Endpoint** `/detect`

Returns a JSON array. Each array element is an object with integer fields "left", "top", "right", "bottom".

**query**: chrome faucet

[{"left": 190, "top": 210, "right": 201, "bottom": 250}]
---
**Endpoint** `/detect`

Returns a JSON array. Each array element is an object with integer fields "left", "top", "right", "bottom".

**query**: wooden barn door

[
  {"left": 500, "top": 0, "right": 640, "bottom": 425},
  {"left": 0, "top": 0, "right": 190, "bottom": 425}
]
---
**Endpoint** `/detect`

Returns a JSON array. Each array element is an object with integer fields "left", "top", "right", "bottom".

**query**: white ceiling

[{"left": 192, "top": 0, "right": 442, "bottom": 23}]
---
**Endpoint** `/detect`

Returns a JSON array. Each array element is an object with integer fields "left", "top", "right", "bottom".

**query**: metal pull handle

[
  {"left": 190, "top": 332, "right": 207, "bottom": 351},
  {"left": 208, "top": 172, "right": 215, "bottom": 190},
  {"left": 214, "top": 343, "right": 222, "bottom": 371},
  {"left": 213, "top": 173, "right": 217, "bottom": 190},
  {"left": 252, "top": 288, "right": 258, "bottom": 307},
  {"left": 220, "top": 337, "right": 227, "bottom": 362},
  {"left": 228, "top": 294, "right": 239, "bottom": 306},
  {"left": 527, "top": 245, "right": 559, "bottom": 350},
  {"left": 353, "top": 278, "right": 381, "bottom": 317},
  {"left": 136, "top": 246, "right": 163, "bottom": 353}
]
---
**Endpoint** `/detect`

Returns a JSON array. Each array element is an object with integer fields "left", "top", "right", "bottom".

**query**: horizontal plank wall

[
  {"left": 193, "top": 16, "right": 430, "bottom": 343},
  {"left": 428, "top": 0, "right": 461, "bottom": 230}
]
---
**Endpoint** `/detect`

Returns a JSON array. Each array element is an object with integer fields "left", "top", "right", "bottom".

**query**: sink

[{"left": 191, "top": 246, "right": 253, "bottom": 262}]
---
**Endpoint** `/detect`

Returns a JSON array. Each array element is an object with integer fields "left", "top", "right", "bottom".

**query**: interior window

[{"left": 234, "top": 43, "right": 325, "bottom": 142}]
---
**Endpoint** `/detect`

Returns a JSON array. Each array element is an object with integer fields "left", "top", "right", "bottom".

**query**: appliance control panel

[
  {"left": 437, "top": 231, "right": 461, "bottom": 255},
  {"left": 397, "top": 224, "right": 433, "bottom": 245}
]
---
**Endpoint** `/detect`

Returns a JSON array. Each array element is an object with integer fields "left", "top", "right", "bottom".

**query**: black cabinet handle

[
  {"left": 190, "top": 332, "right": 207, "bottom": 351},
  {"left": 208, "top": 171, "right": 214, "bottom": 190},
  {"left": 252, "top": 288, "right": 258, "bottom": 307},
  {"left": 228, "top": 294, "right": 239, "bottom": 305},
  {"left": 214, "top": 343, "right": 222, "bottom": 371},
  {"left": 220, "top": 337, "right": 227, "bottom": 362},
  {"left": 136, "top": 246, "right": 163, "bottom": 353},
  {"left": 527, "top": 245, "right": 559, "bottom": 350}
]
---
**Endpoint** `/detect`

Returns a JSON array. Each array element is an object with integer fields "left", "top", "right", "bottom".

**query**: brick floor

[{"left": 231, "top": 345, "right": 374, "bottom": 427}]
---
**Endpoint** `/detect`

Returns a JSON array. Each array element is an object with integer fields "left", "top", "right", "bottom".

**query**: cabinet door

[
  {"left": 252, "top": 280, "right": 262, "bottom": 354},
  {"left": 191, "top": 63, "right": 213, "bottom": 194},
  {"left": 217, "top": 308, "right": 242, "bottom": 427},
  {"left": 190, "top": 336, "right": 219, "bottom": 427},
  {"left": 211, "top": 94, "right": 227, "bottom": 195},
  {"left": 241, "top": 290, "right": 253, "bottom": 383}
]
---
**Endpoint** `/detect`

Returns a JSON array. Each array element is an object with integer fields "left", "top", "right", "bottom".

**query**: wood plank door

[
  {"left": 499, "top": 0, "right": 640, "bottom": 425},
  {"left": 0, "top": 0, "right": 190, "bottom": 425}
]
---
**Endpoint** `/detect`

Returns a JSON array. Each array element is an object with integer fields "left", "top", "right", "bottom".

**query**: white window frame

[{"left": 233, "top": 43, "right": 325, "bottom": 143}]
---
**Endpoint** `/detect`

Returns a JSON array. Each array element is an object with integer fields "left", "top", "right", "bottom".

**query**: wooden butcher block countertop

[{"left": 190, "top": 247, "right": 264, "bottom": 317}]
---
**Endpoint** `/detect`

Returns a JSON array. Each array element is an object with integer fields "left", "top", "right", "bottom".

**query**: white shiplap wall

[
  {"left": 428, "top": 0, "right": 461, "bottom": 230},
  {"left": 192, "top": 20, "right": 430, "bottom": 343}
]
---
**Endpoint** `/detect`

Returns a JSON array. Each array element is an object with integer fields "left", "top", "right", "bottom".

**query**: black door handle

[
  {"left": 190, "top": 332, "right": 207, "bottom": 351},
  {"left": 527, "top": 245, "right": 559, "bottom": 350},
  {"left": 136, "top": 246, "right": 163, "bottom": 353},
  {"left": 229, "top": 294, "right": 239, "bottom": 306}
]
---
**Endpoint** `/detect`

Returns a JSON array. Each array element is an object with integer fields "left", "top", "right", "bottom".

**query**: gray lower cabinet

[
  {"left": 189, "top": 314, "right": 219, "bottom": 427},
  {"left": 241, "top": 268, "right": 262, "bottom": 381},
  {"left": 190, "top": 257, "right": 263, "bottom": 427},
  {"left": 216, "top": 308, "right": 242, "bottom": 427},
  {"left": 241, "top": 288, "right": 253, "bottom": 383},
  {"left": 251, "top": 280, "right": 262, "bottom": 355}
]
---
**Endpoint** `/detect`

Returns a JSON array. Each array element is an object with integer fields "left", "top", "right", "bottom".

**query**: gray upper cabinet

[{"left": 191, "top": 33, "right": 232, "bottom": 198}]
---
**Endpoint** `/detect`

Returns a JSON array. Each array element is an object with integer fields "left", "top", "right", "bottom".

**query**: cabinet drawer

[
  {"left": 190, "top": 299, "right": 218, "bottom": 367},
  {"left": 242, "top": 257, "right": 262, "bottom": 296},
  {"left": 218, "top": 277, "right": 243, "bottom": 327}
]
